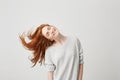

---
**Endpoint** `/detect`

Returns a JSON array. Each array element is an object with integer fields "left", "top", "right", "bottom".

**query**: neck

[{"left": 54, "top": 33, "right": 67, "bottom": 44}]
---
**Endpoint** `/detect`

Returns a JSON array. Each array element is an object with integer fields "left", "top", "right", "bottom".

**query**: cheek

[
  {"left": 47, "top": 35, "right": 53, "bottom": 40},
  {"left": 43, "top": 34, "right": 50, "bottom": 40},
  {"left": 55, "top": 31, "right": 59, "bottom": 36}
]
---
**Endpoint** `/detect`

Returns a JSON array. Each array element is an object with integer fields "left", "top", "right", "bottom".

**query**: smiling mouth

[{"left": 53, "top": 28, "right": 56, "bottom": 32}]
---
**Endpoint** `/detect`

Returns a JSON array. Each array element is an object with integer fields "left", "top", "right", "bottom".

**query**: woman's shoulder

[
  {"left": 68, "top": 35, "right": 82, "bottom": 46},
  {"left": 67, "top": 35, "right": 79, "bottom": 41}
]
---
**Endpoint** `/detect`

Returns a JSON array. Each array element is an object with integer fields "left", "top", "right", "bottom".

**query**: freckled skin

[{"left": 42, "top": 25, "right": 59, "bottom": 41}]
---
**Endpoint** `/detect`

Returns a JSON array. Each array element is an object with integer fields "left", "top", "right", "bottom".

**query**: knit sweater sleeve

[{"left": 76, "top": 37, "right": 84, "bottom": 64}]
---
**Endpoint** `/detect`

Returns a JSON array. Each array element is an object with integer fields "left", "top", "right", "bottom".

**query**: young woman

[{"left": 19, "top": 24, "right": 84, "bottom": 80}]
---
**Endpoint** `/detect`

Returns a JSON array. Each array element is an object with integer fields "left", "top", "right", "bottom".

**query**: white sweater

[{"left": 44, "top": 35, "right": 84, "bottom": 80}]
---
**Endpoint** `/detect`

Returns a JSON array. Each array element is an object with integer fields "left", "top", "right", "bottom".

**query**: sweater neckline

[{"left": 51, "top": 36, "right": 70, "bottom": 48}]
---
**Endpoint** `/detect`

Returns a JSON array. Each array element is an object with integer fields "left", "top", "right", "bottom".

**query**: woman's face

[{"left": 42, "top": 25, "right": 59, "bottom": 41}]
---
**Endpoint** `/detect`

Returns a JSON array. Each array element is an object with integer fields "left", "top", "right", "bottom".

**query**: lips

[{"left": 53, "top": 31, "right": 55, "bottom": 36}]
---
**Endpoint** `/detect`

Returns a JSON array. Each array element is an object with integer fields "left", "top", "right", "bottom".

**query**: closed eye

[{"left": 47, "top": 26, "right": 51, "bottom": 30}]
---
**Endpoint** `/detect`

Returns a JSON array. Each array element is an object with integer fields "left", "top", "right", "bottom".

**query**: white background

[{"left": 0, "top": 0, "right": 120, "bottom": 80}]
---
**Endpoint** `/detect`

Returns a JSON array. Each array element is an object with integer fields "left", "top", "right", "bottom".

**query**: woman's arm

[
  {"left": 78, "top": 64, "right": 84, "bottom": 80},
  {"left": 48, "top": 71, "right": 54, "bottom": 80}
]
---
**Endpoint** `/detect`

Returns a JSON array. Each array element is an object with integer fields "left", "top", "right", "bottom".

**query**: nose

[
  {"left": 48, "top": 27, "right": 54, "bottom": 35},
  {"left": 51, "top": 27, "right": 54, "bottom": 34}
]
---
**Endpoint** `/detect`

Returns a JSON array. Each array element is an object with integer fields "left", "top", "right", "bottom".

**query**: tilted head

[{"left": 41, "top": 25, "right": 59, "bottom": 41}]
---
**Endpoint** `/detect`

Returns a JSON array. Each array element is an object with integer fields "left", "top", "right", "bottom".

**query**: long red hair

[{"left": 19, "top": 24, "right": 55, "bottom": 67}]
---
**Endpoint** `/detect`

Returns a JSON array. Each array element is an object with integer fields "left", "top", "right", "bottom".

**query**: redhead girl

[{"left": 19, "top": 24, "right": 84, "bottom": 80}]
